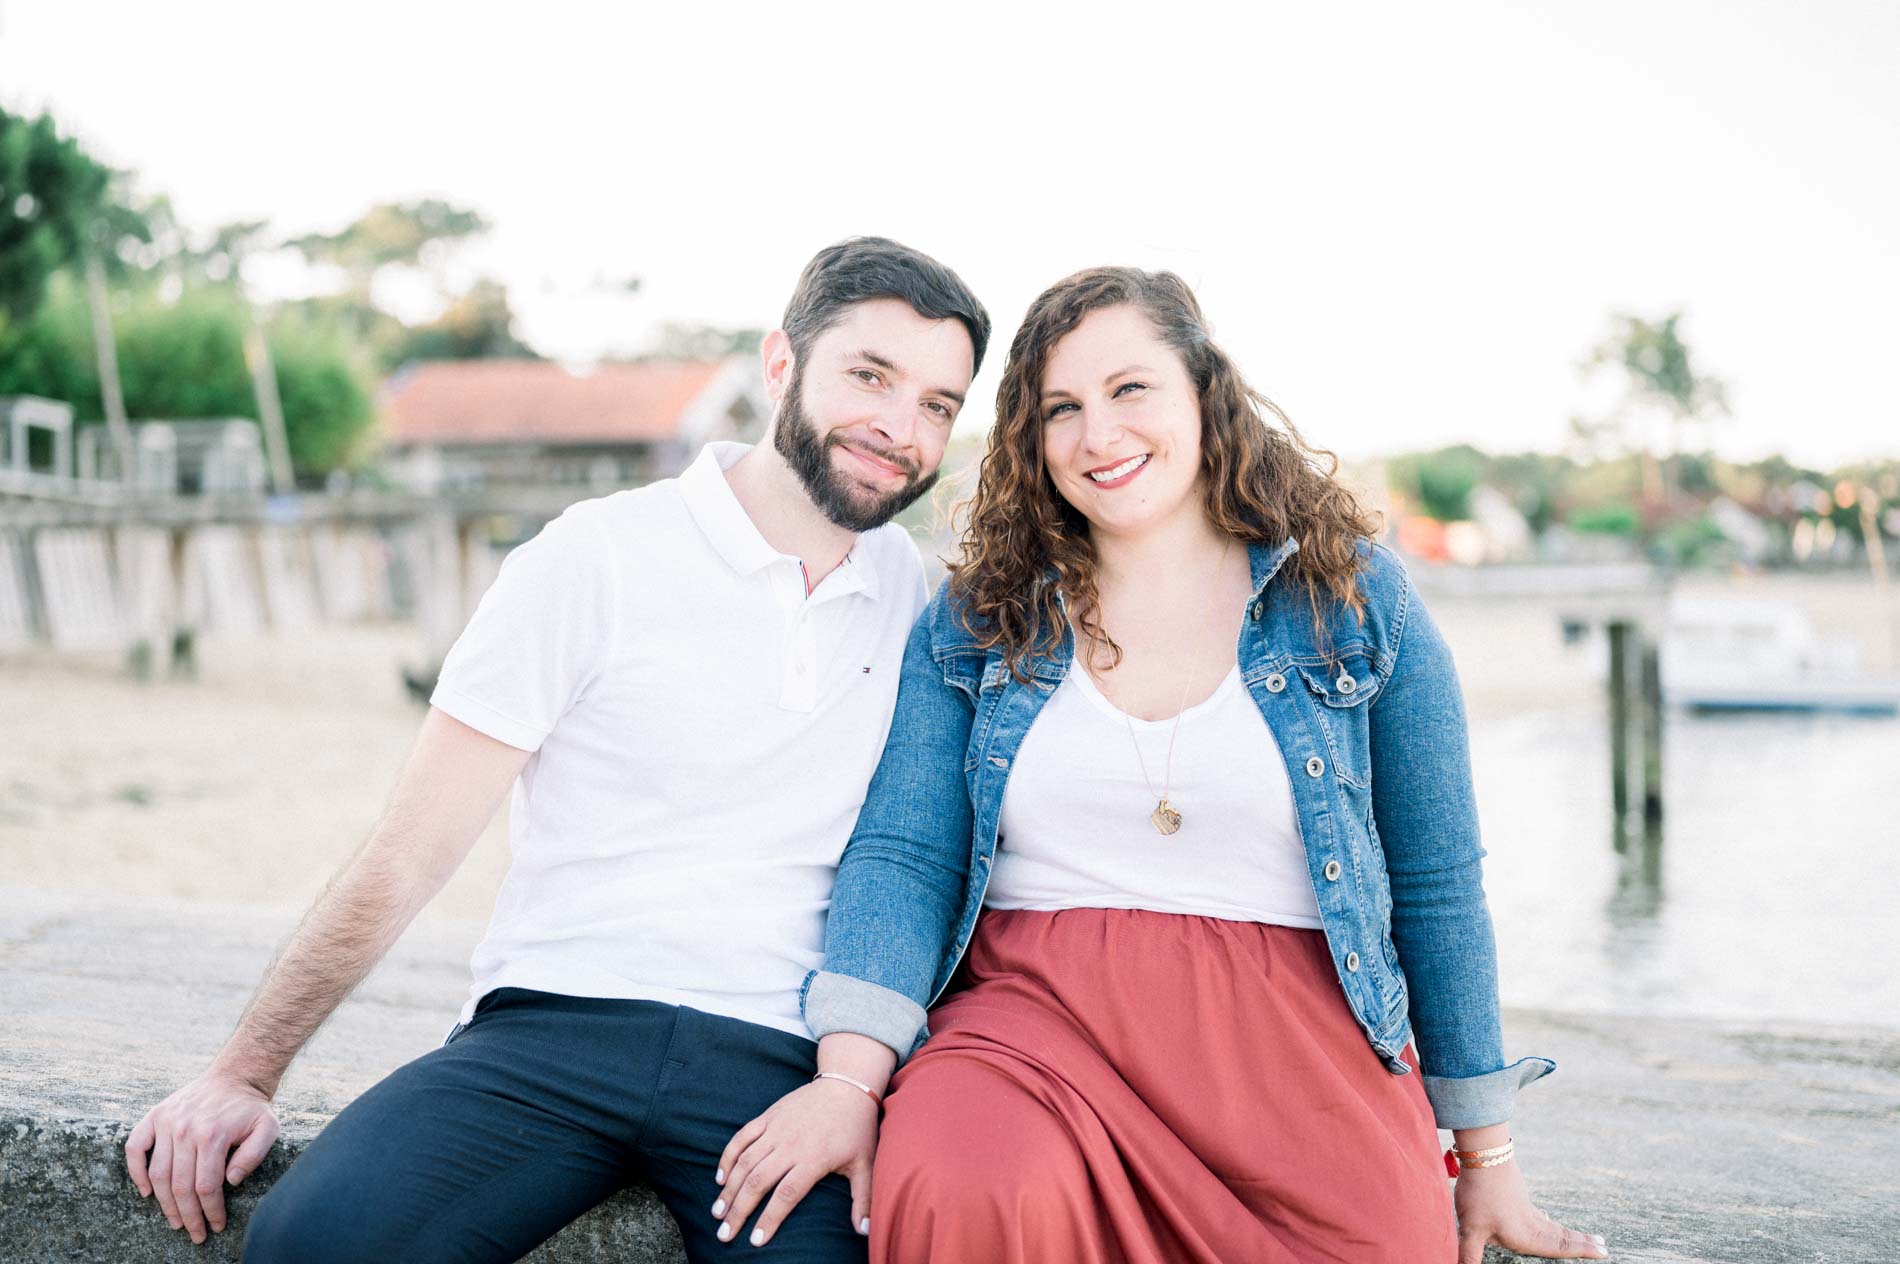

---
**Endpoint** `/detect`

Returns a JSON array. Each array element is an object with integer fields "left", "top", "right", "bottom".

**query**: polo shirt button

[
  {"left": 1324, "top": 859, "right": 1342, "bottom": 881},
  {"left": 1336, "top": 673, "right": 1357, "bottom": 694},
  {"left": 1345, "top": 951, "right": 1361, "bottom": 972},
  {"left": 1305, "top": 756, "right": 1325, "bottom": 777},
  {"left": 1250, "top": 602, "right": 1264, "bottom": 621},
  {"left": 1265, "top": 672, "right": 1286, "bottom": 693}
]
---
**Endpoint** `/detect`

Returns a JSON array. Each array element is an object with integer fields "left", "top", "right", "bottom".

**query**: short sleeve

[{"left": 429, "top": 506, "right": 615, "bottom": 752}]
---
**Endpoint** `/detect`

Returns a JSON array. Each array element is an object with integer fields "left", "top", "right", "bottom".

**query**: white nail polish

[
  {"left": 717, "top": 1223, "right": 732, "bottom": 1242},
  {"left": 750, "top": 1229, "right": 765, "bottom": 1247},
  {"left": 859, "top": 1217, "right": 871, "bottom": 1235},
  {"left": 712, "top": 1199, "right": 726, "bottom": 1217},
  {"left": 715, "top": 1168, "right": 725, "bottom": 1184}
]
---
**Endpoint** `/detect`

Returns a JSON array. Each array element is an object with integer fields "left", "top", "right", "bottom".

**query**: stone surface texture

[{"left": 3, "top": 892, "right": 1895, "bottom": 1262}]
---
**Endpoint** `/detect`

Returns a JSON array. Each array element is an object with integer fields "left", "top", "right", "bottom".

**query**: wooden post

[
  {"left": 243, "top": 324, "right": 297, "bottom": 495},
  {"left": 1641, "top": 640, "right": 1664, "bottom": 828},
  {"left": 84, "top": 248, "right": 134, "bottom": 481},
  {"left": 1607, "top": 620, "right": 1633, "bottom": 838}
]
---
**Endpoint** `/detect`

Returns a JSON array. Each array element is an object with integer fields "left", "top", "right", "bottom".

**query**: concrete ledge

[{"left": 4, "top": 892, "right": 1896, "bottom": 1262}]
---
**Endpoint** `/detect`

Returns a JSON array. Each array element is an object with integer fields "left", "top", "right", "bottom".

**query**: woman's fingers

[
  {"left": 715, "top": 1114, "right": 768, "bottom": 1190},
  {"left": 1528, "top": 1213, "right": 1608, "bottom": 1259},
  {"left": 748, "top": 1162, "right": 822, "bottom": 1247},
  {"left": 847, "top": 1158, "right": 872, "bottom": 1236},
  {"left": 718, "top": 1149, "right": 795, "bottom": 1245}
]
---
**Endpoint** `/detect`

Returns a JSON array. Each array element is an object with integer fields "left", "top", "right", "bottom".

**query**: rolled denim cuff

[
  {"left": 801, "top": 970, "right": 929, "bottom": 1064},
  {"left": 1421, "top": 1055, "right": 1556, "bottom": 1130}
]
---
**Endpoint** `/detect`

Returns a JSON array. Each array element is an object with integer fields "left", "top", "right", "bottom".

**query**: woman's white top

[{"left": 987, "top": 661, "right": 1323, "bottom": 928}]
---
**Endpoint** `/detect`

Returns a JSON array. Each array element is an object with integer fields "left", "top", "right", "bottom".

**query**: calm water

[{"left": 1473, "top": 704, "right": 1900, "bottom": 1029}]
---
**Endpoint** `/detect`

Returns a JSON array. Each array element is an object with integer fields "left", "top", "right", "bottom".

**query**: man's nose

[{"left": 868, "top": 398, "right": 919, "bottom": 450}]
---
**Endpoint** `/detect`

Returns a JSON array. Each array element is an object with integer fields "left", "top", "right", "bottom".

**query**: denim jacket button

[
  {"left": 1323, "top": 859, "right": 1342, "bottom": 881},
  {"left": 1345, "top": 951, "right": 1361, "bottom": 972},
  {"left": 1265, "top": 672, "right": 1286, "bottom": 693},
  {"left": 1250, "top": 602, "right": 1264, "bottom": 621},
  {"left": 1305, "top": 755, "right": 1325, "bottom": 778},
  {"left": 1336, "top": 673, "right": 1357, "bottom": 693}
]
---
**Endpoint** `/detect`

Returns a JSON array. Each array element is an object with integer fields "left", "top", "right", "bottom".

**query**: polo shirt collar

[{"left": 678, "top": 442, "right": 881, "bottom": 599}]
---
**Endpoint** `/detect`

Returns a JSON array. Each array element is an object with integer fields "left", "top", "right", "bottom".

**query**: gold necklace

[{"left": 1087, "top": 539, "right": 1232, "bottom": 837}]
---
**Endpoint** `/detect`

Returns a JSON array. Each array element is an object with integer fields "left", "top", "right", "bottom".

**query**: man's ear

[{"left": 761, "top": 329, "right": 794, "bottom": 405}]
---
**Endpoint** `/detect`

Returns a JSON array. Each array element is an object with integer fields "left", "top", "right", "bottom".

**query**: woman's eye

[
  {"left": 1113, "top": 381, "right": 1147, "bottom": 398},
  {"left": 1044, "top": 401, "right": 1077, "bottom": 420}
]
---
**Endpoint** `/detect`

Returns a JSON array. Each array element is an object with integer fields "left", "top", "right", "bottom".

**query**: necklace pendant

[{"left": 1150, "top": 797, "right": 1183, "bottom": 836}]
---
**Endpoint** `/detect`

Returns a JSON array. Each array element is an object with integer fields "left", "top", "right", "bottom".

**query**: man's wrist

[{"left": 208, "top": 1042, "right": 283, "bottom": 1100}]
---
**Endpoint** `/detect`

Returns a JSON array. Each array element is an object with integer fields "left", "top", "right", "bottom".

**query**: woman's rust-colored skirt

[{"left": 871, "top": 908, "right": 1457, "bottom": 1263}]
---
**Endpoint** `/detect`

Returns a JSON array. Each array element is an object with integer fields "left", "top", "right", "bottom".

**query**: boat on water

[{"left": 1661, "top": 597, "right": 1900, "bottom": 715}]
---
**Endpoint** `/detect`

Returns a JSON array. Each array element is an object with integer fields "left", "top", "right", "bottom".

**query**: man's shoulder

[
  {"left": 533, "top": 480, "right": 694, "bottom": 562},
  {"left": 854, "top": 522, "right": 930, "bottom": 614},
  {"left": 857, "top": 521, "right": 925, "bottom": 576}
]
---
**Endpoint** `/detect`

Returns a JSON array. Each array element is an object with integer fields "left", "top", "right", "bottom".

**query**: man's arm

[{"left": 124, "top": 708, "right": 531, "bottom": 1244}]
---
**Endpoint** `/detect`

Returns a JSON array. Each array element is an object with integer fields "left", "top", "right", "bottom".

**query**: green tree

[
  {"left": 1387, "top": 444, "right": 1485, "bottom": 521},
  {"left": 284, "top": 198, "right": 487, "bottom": 290},
  {"left": 1576, "top": 311, "right": 1729, "bottom": 504},
  {"left": 394, "top": 277, "right": 539, "bottom": 362},
  {"left": 0, "top": 282, "right": 373, "bottom": 475},
  {"left": 0, "top": 107, "right": 148, "bottom": 326}
]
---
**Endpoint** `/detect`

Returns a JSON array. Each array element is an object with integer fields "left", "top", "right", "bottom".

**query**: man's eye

[
  {"left": 854, "top": 369, "right": 882, "bottom": 385},
  {"left": 926, "top": 401, "right": 952, "bottom": 419}
]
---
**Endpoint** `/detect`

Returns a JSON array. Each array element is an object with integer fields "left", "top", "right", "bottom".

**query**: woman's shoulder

[
  {"left": 920, "top": 573, "right": 988, "bottom": 658},
  {"left": 1354, "top": 538, "right": 1415, "bottom": 609},
  {"left": 1278, "top": 536, "right": 1418, "bottom": 665}
]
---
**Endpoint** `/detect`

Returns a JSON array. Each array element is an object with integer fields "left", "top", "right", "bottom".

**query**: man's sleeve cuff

[
  {"left": 1421, "top": 1056, "right": 1556, "bottom": 1130},
  {"left": 801, "top": 971, "right": 929, "bottom": 1065}
]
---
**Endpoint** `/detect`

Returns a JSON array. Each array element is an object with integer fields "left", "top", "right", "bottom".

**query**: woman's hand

[
  {"left": 712, "top": 1077, "right": 879, "bottom": 1248},
  {"left": 1454, "top": 1159, "right": 1607, "bottom": 1262}
]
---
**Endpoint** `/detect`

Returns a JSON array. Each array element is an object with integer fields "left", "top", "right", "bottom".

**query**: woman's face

[{"left": 1039, "top": 304, "right": 1203, "bottom": 541}]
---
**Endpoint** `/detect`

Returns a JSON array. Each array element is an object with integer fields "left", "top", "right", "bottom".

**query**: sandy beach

[{"left": 5, "top": 567, "right": 1896, "bottom": 1024}]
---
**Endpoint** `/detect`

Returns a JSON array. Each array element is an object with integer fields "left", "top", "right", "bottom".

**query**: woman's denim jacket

[{"left": 803, "top": 538, "right": 1553, "bottom": 1129}]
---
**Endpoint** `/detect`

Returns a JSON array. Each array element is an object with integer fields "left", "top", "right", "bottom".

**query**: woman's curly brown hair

[{"left": 948, "top": 267, "right": 1381, "bottom": 679}]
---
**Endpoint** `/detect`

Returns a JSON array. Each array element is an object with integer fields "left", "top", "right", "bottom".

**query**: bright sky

[{"left": 3, "top": 1, "right": 1896, "bottom": 467}]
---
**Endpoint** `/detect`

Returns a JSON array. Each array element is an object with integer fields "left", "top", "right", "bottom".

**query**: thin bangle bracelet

[{"left": 812, "top": 1071, "right": 883, "bottom": 1107}]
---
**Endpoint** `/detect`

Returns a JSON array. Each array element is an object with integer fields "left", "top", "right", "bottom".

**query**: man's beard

[{"left": 773, "top": 369, "right": 939, "bottom": 532}]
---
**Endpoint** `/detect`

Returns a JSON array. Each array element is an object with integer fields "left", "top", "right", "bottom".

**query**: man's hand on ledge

[{"left": 125, "top": 1069, "right": 279, "bottom": 1245}]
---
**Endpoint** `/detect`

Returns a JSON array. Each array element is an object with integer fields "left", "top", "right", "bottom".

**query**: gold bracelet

[
  {"left": 1444, "top": 1140, "right": 1515, "bottom": 1176},
  {"left": 1447, "top": 1140, "right": 1516, "bottom": 1173}
]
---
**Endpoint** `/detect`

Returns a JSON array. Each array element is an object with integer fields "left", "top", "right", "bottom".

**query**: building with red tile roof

[{"left": 379, "top": 358, "right": 766, "bottom": 492}]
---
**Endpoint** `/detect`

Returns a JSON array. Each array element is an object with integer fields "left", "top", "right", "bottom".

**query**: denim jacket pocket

[
  {"left": 1295, "top": 652, "right": 1380, "bottom": 789},
  {"left": 1293, "top": 649, "right": 1383, "bottom": 710}
]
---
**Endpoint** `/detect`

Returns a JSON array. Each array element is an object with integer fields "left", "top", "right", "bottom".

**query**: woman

[{"left": 715, "top": 268, "right": 1605, "bottom": 1263}]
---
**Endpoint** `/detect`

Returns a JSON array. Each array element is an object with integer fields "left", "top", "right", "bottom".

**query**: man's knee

[{"left": 241, "top": 1166, "right": 403, "bottom": 1264}]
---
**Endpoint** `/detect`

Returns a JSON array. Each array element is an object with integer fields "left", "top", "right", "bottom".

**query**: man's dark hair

[{"left": 781, "top": 236, "right": 991, "bottom": 376}]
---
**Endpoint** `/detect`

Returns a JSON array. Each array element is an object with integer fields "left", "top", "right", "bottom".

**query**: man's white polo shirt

[{"left": 430, "top": 441, "right": 929, "bottom": 1039}]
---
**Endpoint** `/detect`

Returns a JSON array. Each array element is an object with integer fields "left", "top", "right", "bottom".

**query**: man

[{"left": 124, "top": 236, "right": 989, "bottom": 1263}]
